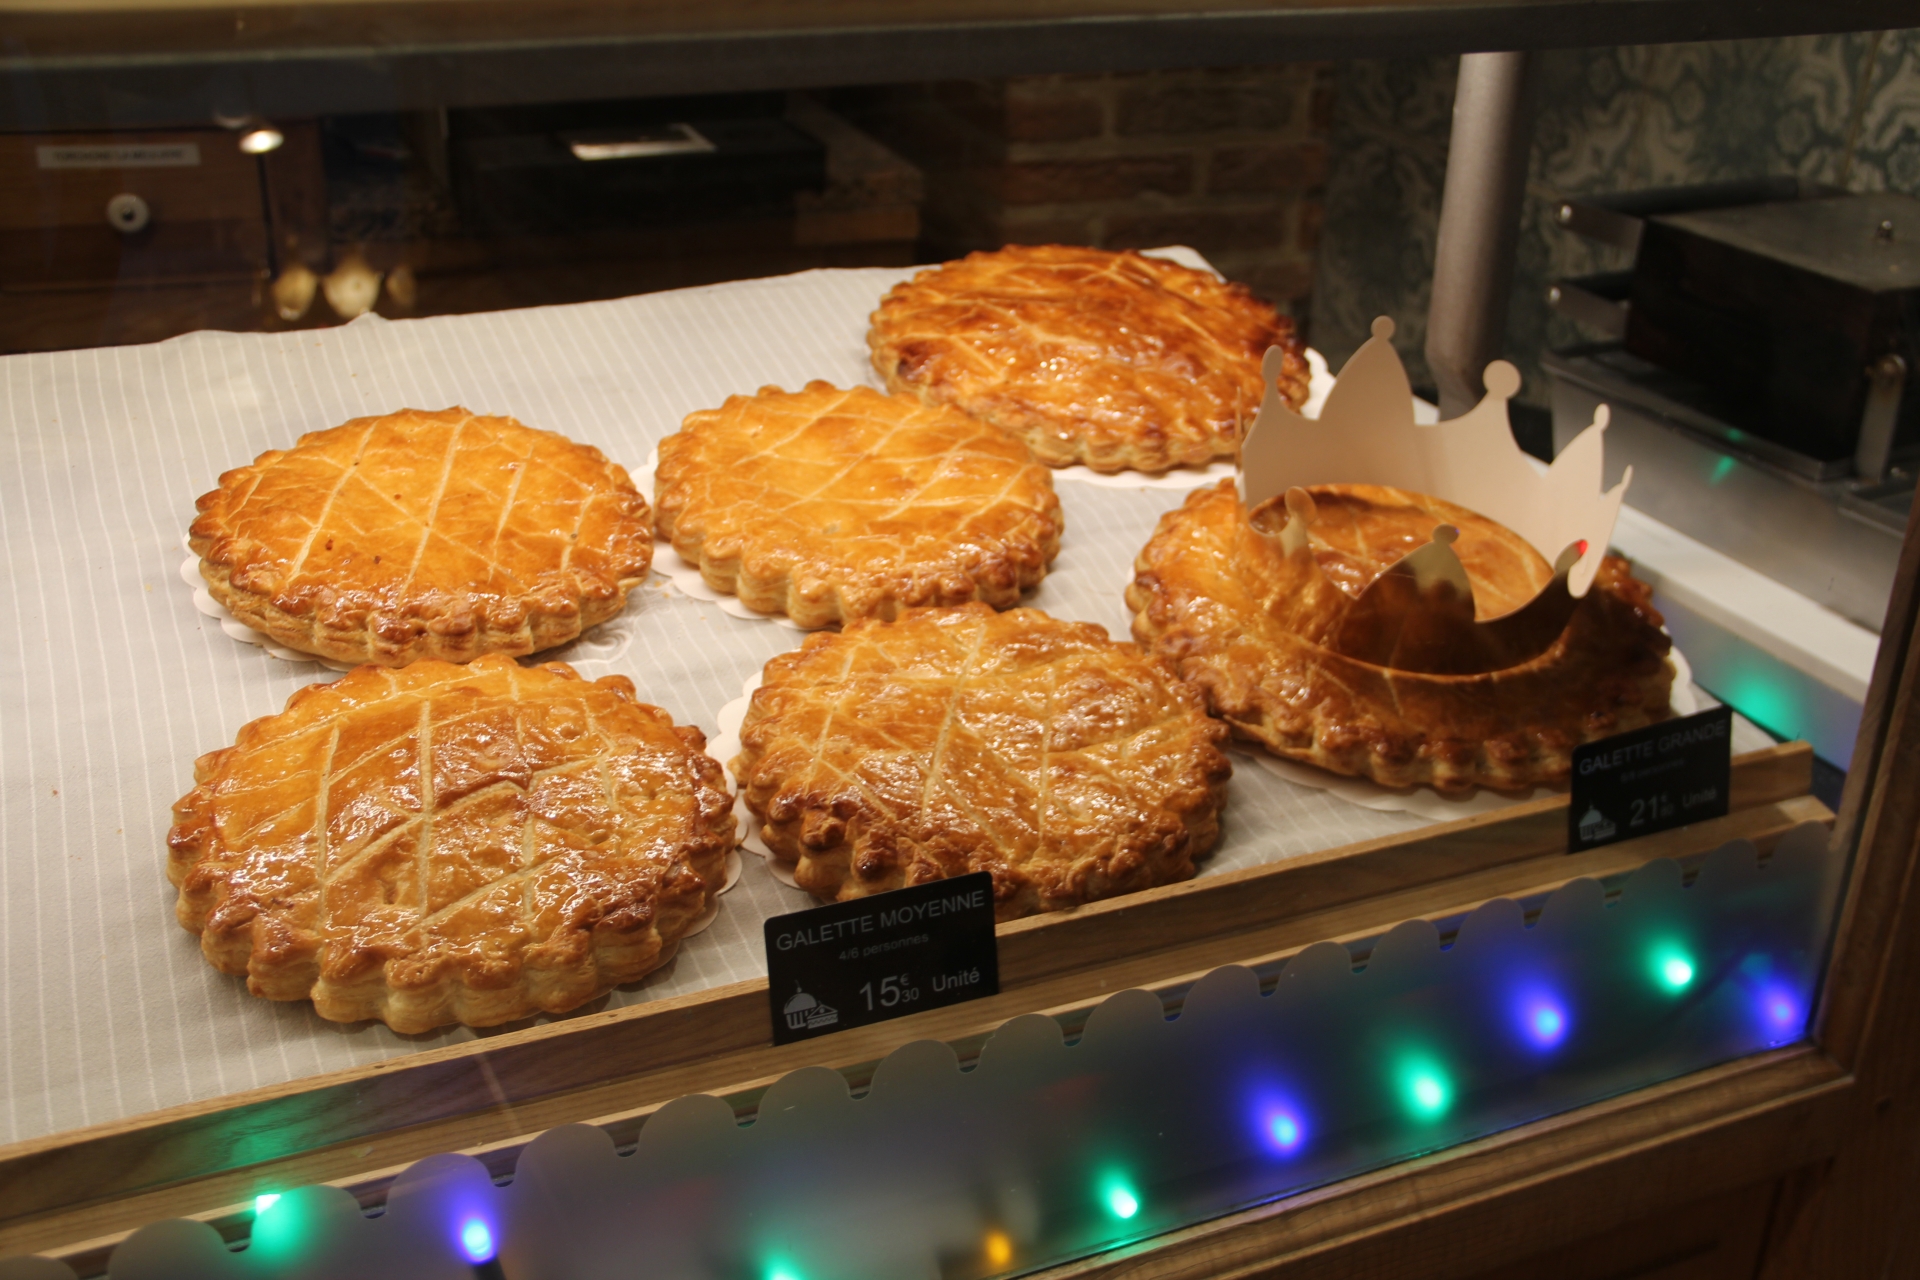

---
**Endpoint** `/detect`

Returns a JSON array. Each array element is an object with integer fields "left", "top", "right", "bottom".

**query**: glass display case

[{"left": 1, "top": 5, "right": 1917, "bottom": 1278}]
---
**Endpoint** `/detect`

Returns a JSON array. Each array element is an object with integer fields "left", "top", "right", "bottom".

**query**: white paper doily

[
  {"left": 707, "top": 671, "right": 801, "bottom": 886},
  {"left": 680, "top": 845, "right": 745, "bottom": 937},
  {"left": 178, "top": 539, "right": 356, "bottom": 671},
  {"left": 653, "top": 543, "right": 809, "bottom": 631},
  {"left": 1247, "top": 646, "right": 1701, "bottom": 820},
  {"left": 629, "top": 452, "right": 813, "bottom": 632}
]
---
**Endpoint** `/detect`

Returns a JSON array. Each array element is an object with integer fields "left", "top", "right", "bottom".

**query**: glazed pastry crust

[
  {"left": 655, "top": 382, "right": 1062, "bottom": 629},
  {"left": 1295, "top": 485, "right": 1552, "bottom": 619},
  {"left": 166, "top": 655, "right": 734, "bottom": 1033},
  {"left": 732, "top": 603, "right": 1231, "bottom": 921},
  {"left": 1127, "top": 481, "right": 1675, "bottom": 793},
  {"left": 868, "top": 245, "right": 1311, "bottom": 474},
  {"left": 191, "top": 407, "right": 652, "bottom": 667}
]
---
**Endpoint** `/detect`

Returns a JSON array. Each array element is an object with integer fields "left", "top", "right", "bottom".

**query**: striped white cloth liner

[{"left": 0, "top": 263, "right": 1754, "bottom": 1146}]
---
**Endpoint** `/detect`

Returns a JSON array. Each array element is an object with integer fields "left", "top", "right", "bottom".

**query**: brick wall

[{"left": 834, "top": 65, "right": 1332, "bottom": 318}]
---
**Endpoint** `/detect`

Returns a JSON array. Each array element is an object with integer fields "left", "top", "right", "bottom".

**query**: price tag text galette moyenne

[
  {"left": 763, "top": 872, "right": 1000, "bottom": 1044},
  {"left": 1569, "top": 706, "right": 1734, "bottom": 853}
]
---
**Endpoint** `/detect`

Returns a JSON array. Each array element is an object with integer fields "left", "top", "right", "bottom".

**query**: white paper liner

[
  {"left": 1050, "top": 349, "right": 1338, "bottom": 491},
  {"left": 653, "top": 543, "right": 810, "bottom": 631},
  {"left": 179, "top": 539, "right": 357, "bottom": 671},
  {"left": 11, "top": 258, "right": 1533, "bottom": 1145},
  {"left": 1249, "top": 646, "right": 1702, "bottom": 819},
  {"left": 628, "top": 451, "right": 816, "bottom": 632},
  {"left": 679, "top": 847, "right": 746, "bottom": 937},
  {"left": 708, "top": 672, "right": 796, "bottom": 884}
]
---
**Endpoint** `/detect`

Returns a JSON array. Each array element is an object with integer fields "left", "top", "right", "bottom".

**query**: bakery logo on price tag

[
  {"left": 1569, "top": 705, "right": 1733, "bottom": 852},
  {"left": 764, "top": 872, "right": 999, "bottom": 1045}
]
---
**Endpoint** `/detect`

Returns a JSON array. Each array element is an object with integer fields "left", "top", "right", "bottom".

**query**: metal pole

[{"left": 1426, "top": 51, "right": 1536, "bottom": 419}]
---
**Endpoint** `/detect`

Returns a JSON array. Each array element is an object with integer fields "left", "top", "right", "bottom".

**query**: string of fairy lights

[{"left": 223, "top": 931, "right": 1811, "bottom": 1280}]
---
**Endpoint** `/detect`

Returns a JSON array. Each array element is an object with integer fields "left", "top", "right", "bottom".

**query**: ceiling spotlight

[{"left": 238, "top": 126, "right": 285, "bottom": 156}]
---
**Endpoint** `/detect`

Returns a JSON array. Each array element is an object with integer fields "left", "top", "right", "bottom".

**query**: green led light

[
  {"left": 1396, "top": 1057, "right": 1452, "bottom": 1121},
  {"left": 1709, "top": 455, "right": 1736, "bottom": 485},
  {"left": 1654, "top": 947, "right": 1696, "bottom": 991},
  {"left": 1104, "top": 1181, "right": 1140, "bottom": 1220},
  {"left": 1716, "top": 667, "right": 1802, "bottom": 743},
  {"left": 253, "top": 1193, "right": 280, "bottom": 1216},
  {"left": 766, "top": 1265, "right": 802, "bottom": 1280}
]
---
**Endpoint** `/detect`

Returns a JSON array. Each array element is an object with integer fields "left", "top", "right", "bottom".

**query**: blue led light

[
  {"left": 1254, "top": 1099, "right": 1307, "bottom": 1155},
  {"left": 1758, "top": 984, "right": 1804, "bottom": 1043},
  {"left": 459, "top": 1217, "right": 494, "bottom": 1264},
  {"left": 1514, "top": 989, "right": 1569, "bottom": 1050}
]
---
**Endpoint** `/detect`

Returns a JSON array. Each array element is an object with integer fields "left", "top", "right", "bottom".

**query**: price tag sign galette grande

[
  {"left": 764, "top": 872, "right": 1001, "bottom": 1045},
  {"left": 1568, "top": 705, "right": 1734, "bottom": 853}
]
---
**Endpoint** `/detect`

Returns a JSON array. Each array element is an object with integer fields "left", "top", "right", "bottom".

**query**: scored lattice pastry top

[
  {"left": 868, "top": 244, "right": 1312, "bottom": 474},
  {"left": 167, "top": 655, "right": 734, "bottom": 1034},
  {"left": 1127, "top": 481, "right": 1675, "bottom": 793},
  {"left": 654, "top": 381, "right": 1063, "bottom": 629},
  {"left": 732, "top": 602, "right": 1231, "bottom": 920},
  {"left": 191, "top": 407, "right": 653, "bottom": 667}
]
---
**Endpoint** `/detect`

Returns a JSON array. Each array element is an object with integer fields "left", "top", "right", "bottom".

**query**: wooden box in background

[{"left": 0, "top": 125, "right": 327, "bottom": 354}]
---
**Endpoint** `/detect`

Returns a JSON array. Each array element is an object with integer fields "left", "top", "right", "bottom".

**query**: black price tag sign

[
  {"left": 764, "top": 872, "right": 999, "bottom": 1045},
  {"left": 1569, "top": 705, "right": 1733, "bottom": 852}
]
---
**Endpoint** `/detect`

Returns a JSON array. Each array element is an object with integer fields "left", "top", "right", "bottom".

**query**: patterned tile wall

[{"left": 1311, "top": 31, "right": 1920, "bottom": 405}]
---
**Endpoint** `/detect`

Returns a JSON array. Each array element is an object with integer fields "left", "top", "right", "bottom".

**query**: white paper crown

[{"left": 1240, "top": 316, "right": 1628, "bottom": 601}]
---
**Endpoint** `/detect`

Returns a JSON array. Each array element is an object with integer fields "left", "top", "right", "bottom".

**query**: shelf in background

[{"left": 6, "top": 0, "right": 1920, "bottom": 130}]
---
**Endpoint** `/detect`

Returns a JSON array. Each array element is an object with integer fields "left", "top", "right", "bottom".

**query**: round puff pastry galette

[
  {"left": 868, "top": 244, "right": 1312, "bottom": 474},
  {"left": 1127, "top": 481, "right": 1675, "bottom": 794},
  {"left": 654, "top": 382, "right": 1062, "bottom": 629},
  {"left": 191, "top": 407, "right": 652, "bottom": 667},
  {"left": 167, "top": 655, "right": 734, "bottom": 1033},
  {"left": 731, "top": 602, "right": 1231, "bottom": 920}
]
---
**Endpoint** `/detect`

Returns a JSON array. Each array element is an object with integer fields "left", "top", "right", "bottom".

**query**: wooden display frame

[
  {"left": 2, "top": 14, "right": 1914, "bottom": 1273},
  {"left": 0, "top": 734, "right": 1828, "bottom": 1273}
]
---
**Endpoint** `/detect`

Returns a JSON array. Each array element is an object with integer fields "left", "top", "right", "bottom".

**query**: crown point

[
  {"left": 1481, "top": 361, "right": 1521, "bottom": 400},
  {"left": 1433, "top": 524, "right": 1459, "bottom": 545},
  {"left": 1594, "top": 404, "right": 1611, "bottom": 430},
  {"left": 1262, "top": 345, "right": 1289, "bottom": 382},
  {"left": 1370, "top": 316, "right": 1396, "bottom": 339},
  {"left": 1284, "top": 486, "right": 1318, "bottom": 525}
]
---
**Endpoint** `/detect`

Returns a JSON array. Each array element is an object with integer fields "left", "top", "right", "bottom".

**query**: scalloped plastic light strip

[{"left": 20, "top": 825, "right": 1836, "bottom": 1280}]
